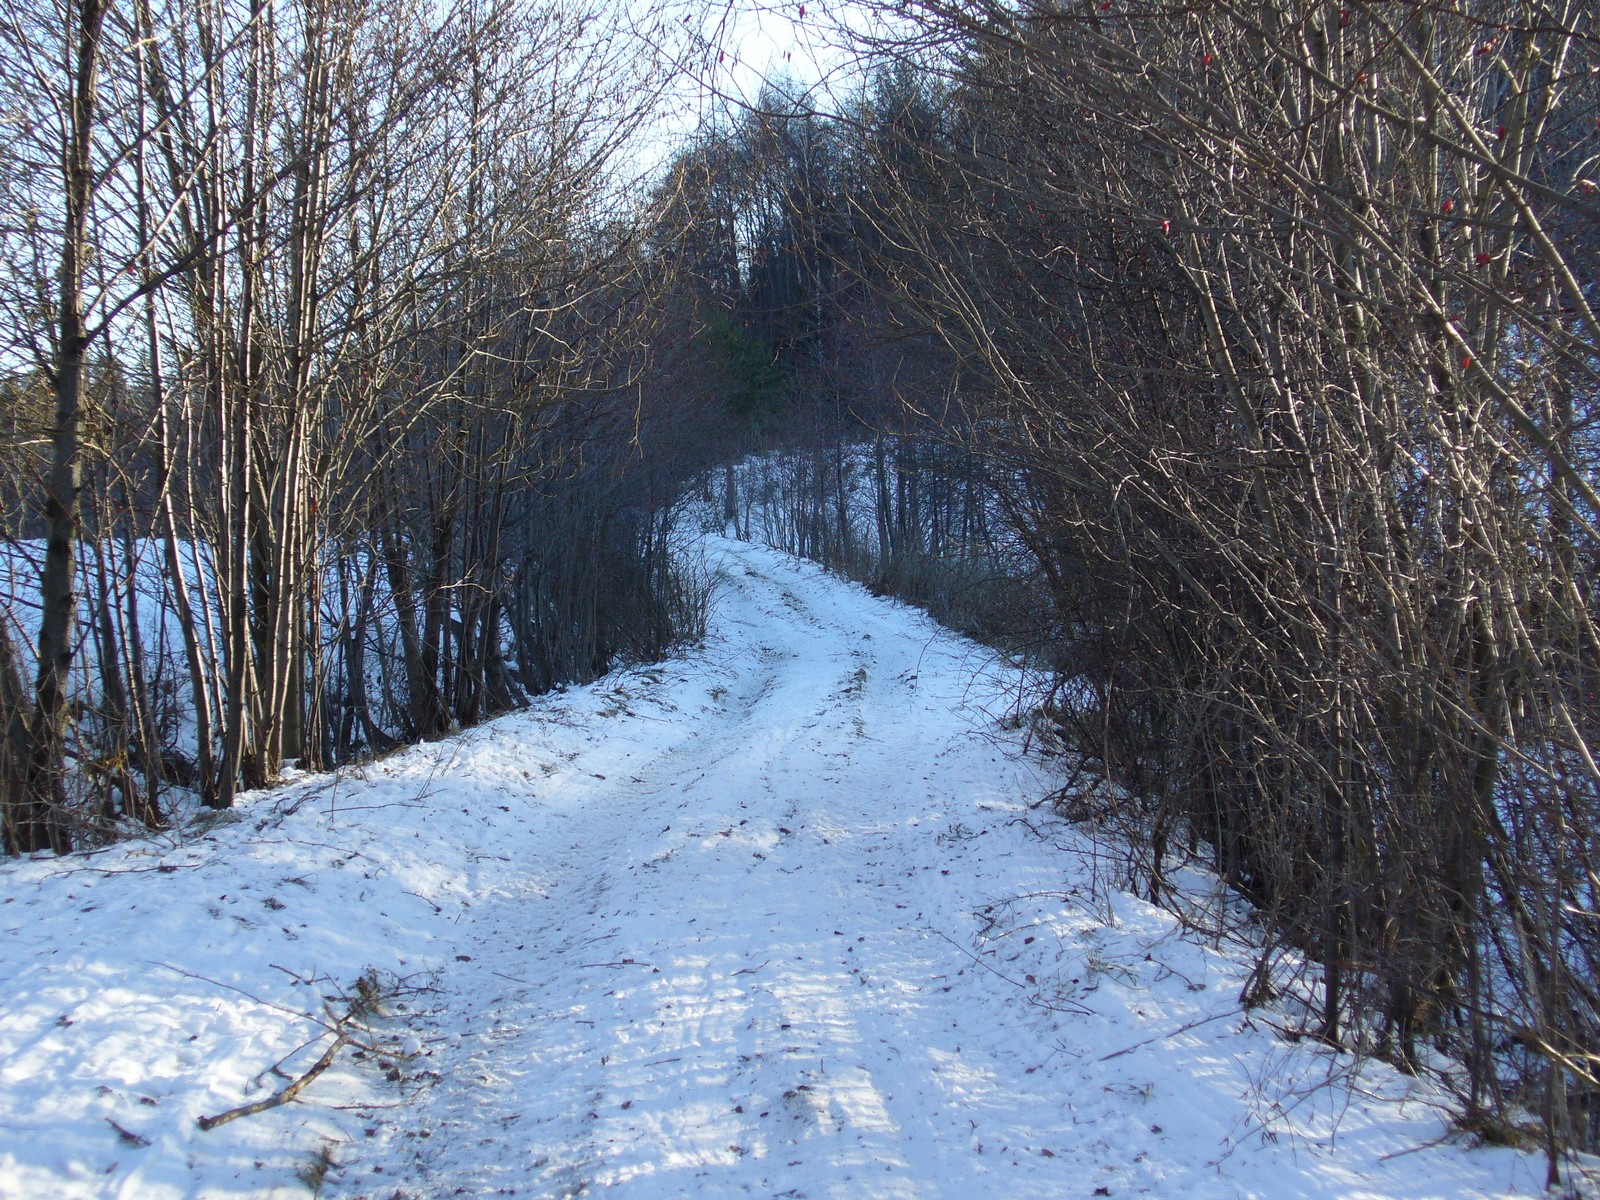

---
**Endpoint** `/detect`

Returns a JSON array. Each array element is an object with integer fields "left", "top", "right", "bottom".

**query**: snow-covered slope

[{"left": 0, "top": 537, "right": 1561, "bottom": 1198}]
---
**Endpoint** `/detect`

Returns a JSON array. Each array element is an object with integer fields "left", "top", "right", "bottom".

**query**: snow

[{"left": 0, "top": 536, "right": 1568, "bottom": 1198}]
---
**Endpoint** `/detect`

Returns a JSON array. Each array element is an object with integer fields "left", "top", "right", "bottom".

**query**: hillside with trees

[
  {"left": 654, "top": 3, "right": 1600, "bottom": 1169},
  {"left": 1, "top": 0, "right": 1597, "bottom": 1183}
]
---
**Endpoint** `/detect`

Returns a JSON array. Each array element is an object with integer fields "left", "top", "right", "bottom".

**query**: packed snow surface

[{"left": 0, "top": 537, "right": 1561, "bottom": 1198}]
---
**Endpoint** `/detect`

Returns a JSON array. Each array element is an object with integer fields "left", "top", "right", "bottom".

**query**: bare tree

[
  {"left": 834, "top": 0, "right": 1598, "bottom": 1172},
  {"left": 0, "top": 0, "right": 708, "bottom": 844}
]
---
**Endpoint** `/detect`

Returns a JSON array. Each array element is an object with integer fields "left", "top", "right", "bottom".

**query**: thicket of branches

[
  {"left": 646, "top": 0, "right": 1600, "bottom": 1169},
  {"left": 649, "top": 76, "right": 1035, "bottom": 642},
  {"left": 833, "top": 0, "right": 1599, "bottom": 1171},
  {"left": 4, "top": 0, "right": 1597, "bottom": 1169},
  {"left": 0, "top": 0, "right": 709, "bottom": 851}
]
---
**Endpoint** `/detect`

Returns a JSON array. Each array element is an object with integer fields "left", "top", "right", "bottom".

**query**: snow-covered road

[
  {"left": 336, "top": 537, "right": 1081, "bottom": 1198},
  {"left": 0, "top": 537, "right": 1558, "bottom": 1198}
]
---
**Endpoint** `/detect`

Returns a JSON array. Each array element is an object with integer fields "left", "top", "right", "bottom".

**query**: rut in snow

[
  {"left": 0, "top": 537, "right": 1553, "bottom": 1200},
  {"left": 324, "top": 539, "right": 1548, "bottom": 1200}
]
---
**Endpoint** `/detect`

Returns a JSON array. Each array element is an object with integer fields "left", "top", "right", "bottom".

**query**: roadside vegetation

[
  {"left": 2, "top": 0, "right": 1595, "bottom": 1179},
  {"left": 653, "top": 2, "right": 1600, "bottom": 1177}
]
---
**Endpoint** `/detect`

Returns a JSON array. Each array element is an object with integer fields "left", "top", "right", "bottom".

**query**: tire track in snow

[
  {"left": 323, "top": 538, "right": 1552, "bottom": 1200},
  {"left": 325, "top": 538, "right": 1072, "bottom": 1199}
]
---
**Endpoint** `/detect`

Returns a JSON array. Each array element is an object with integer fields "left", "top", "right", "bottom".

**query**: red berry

[
  {"left": 1496, "top": 124, "right": 1507, "bottom": 139},
  {"left": 1161, "top": 219, "right": 1171, "bottom": 234},
  {"left": 1476, "top": 252, "right": 1492, "bottom": 265},
  {"left": 1460, "top": 355, "right": 1473, "bottom": 370},
  {"left": 1101, "top": 0, "right": 1112, "bottom": 9},
  {"left": 1338, "top": 7, "right": 1350, "bottom": 28},
  {"left": 1202, "top": 52, "right": 1213, "bottom": 65},
  {"left": 1441, "top": 198, "right": 1455, "bottom": 214}
]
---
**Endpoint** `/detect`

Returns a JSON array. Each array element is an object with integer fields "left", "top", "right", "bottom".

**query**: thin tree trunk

[{"left": 26, "top": 0, "right": 109, "bottom": 851}]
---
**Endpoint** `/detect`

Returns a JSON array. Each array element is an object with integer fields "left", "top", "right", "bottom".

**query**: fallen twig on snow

[
  {"left": 1096, "top": 1010, "right": 1237, "bottom": 1062},
  {"left": 194, "top": 967, "right": 422, "bottom": 1132},
  {"left": 928, "top": 926, "right": 1093, "bottom": 1016},
  {"left": 198, "top": 1030, "right": 350, "bottom": 1131}
]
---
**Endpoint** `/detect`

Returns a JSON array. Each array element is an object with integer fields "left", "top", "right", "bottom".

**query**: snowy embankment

[{"left": 0, "top": 537, "right": 1559, "bottom": 1198}]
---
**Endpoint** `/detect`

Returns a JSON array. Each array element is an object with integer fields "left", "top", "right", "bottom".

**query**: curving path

[{"left": 322, "top": 537, "right": 1548, "bottom": 1200}]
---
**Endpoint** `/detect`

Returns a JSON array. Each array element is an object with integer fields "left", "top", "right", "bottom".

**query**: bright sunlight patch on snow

[{"left": 0, "top": 536, "right": 1568, "bottom": 1198}]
